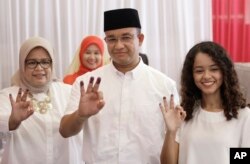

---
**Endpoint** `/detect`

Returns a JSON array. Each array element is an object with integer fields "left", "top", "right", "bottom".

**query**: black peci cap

[{"left": 104, "top": 8, "right": 141, "bottom": 32}]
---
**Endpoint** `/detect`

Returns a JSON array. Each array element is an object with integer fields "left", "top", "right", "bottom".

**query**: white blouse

[
  {"left": 0, "top": 82, "right": 83, "bottom": 164},
  {"left": 176, "top": 106, "right": 250, "bottom": 164}
]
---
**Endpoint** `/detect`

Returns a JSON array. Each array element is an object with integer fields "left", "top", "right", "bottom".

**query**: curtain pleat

[{"left": 0, "top": 0, "right": 212, "bottom": 89}]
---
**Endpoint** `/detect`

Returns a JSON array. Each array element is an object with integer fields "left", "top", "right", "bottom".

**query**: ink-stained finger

[
  {"left": 163, "top": 96, "right": 168, "bottom": 111},
  {"left": 16, "top": 88, "right": 22, "bottom": 102},
  {"left": 170, "top": 94, "right": 175, "bottom": 110},
  {"left": 80, "top": 81, "right": 85, "bottom": 97},
  {"left": 21, "top": 89, "right": 29, "bottom": 101},
  {"left": 93, "top": 77, "right": 101, "bottom": 92},
  {"left": 86, "top": 77, "right": 94, "bottom": 93}
]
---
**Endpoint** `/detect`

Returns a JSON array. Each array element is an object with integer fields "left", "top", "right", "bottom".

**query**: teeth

[
  {"left": 87, "top": 60, "right": 96, "bottom": 65},
  {"left": 34, "top": 74, "right": 45, "bottom": 77},
  {"left": 202, "top": 81, "right": 214, "bottom": 86}
]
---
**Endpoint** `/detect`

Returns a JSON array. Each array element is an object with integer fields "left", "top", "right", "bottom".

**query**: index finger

[
  {"left": 80, "top": 81, "right": 85, "bottom": 97},
  {"left": 86, "top": 77, "right": 94, "bottom": 93},
  {"left": 170, "top": 94, "right": 175, "bottom": 109},
  {"left": 16, "top": 88, "right": 23, "bottom": 102},
  {"left": 163, "top": 96, "right": 168, "bottom": 111},
  {"left": 21, "top": 89, "right": 29, "bottom": 101},
  {"left": 9, "top": 94, "right": 14, "bottom": 107},
  {"left": 92, "top": 77, "right": 101, "bottom": 92}
]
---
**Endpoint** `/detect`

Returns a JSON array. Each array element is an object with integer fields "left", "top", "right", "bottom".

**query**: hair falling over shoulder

[{"left": 180, "top": 41, "right": 247, "bottom": 121}]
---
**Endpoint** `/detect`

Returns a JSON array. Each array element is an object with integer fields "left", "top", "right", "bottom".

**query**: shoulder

[
  {"left": 76, "top": 64, "right": 111, "bottom": 80},
  {"left": 238, "top": 107, "right": 250, "bottom": 118},
  {"left": 0, "top": 86, "right": 19, "bottom": 104},
  {"left": 235, "top": 107, "right": 250, "bottom": 133},
  {"left": 50, "top": 81, "right": 72, "bottom": 93},
  {"left": 234, "top": 107, "right": 250, "bottom": 126},
  {"left": 90, "top": 64, "right": 110, "bottom": 74},
  {"left": 145, "top": 66, "right": 177, "bottom": 85},
  {"left": 0, "top": 86, "right": 19, "bottom": 95}
]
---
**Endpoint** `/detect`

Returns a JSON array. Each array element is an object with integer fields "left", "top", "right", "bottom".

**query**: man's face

[{"left": 105, "top": 27, "right": 144, "bottom": 71}]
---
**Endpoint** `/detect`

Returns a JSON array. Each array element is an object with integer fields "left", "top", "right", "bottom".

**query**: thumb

[
  {"left": 9, "top": 94, "right": 15, "bottom": 109},
  {"left": 97, "top": 99, "right": 105, "bottom": 109}
]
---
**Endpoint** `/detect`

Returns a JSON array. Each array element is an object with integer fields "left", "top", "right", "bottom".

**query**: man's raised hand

[{"left": 77, "top": 77, "right": 105, "bottom": 119}]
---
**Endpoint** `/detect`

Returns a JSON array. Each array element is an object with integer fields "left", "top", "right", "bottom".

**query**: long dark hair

[{"left": 181, "top": 41, "right": 246, "bottom": 121}]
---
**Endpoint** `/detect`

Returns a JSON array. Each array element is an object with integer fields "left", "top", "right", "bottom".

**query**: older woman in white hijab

[{"left": 0, "top": 37, "right": 82, "bottom": 164}]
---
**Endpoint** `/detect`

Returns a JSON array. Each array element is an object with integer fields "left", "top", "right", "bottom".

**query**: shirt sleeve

[
  {"left": 175, "top": 127, "right": 181, "bottom": 143},
  {"left": 241, "top": 108, "right": 250, "bottom": 147},
  {"left": 172, "top": 82, "right": 180, "bottom": 105},
  {"left": 0, "top": 90, "right": 12, "bottom": 133}
]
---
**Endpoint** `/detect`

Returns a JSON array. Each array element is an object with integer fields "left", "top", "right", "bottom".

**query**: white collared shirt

[{"left": 66, "top": 60, "right": 179, "bottom": 164}]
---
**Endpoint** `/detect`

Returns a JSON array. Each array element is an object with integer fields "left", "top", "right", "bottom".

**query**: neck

[
  {"left": 201, "top": 94, "right": 223, "bottom": 112},
  {"left": 113, "top": 57, "right": 140, "bottom": 74}
]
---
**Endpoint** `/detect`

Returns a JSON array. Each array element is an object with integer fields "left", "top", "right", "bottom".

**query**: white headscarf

[{"left": 11, "top": 36, "right": 56, "bottom": 93}]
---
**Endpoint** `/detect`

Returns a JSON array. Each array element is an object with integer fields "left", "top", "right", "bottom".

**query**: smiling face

[
  {"left": 105, "top": 27, "right": 144, "bottom": 73},
  {"left": 23, "top": 47, "right": 52, "bottom": 88},
  {"left": 193, "top": 52, "right": 223, "bottom": 98},
  {"left": 81, "top": 44, "right": 102, "bottom": 70}
]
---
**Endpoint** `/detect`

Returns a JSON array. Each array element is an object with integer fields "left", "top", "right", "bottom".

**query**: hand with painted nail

[
  {"left": 9, "top": 88, "right": 34, "bottom": 130},
  {"left": 159, "top": 95, "right": 186, "bottom": 132},
  {"left": 77, "top": 77, "right": 105, "bottom": 119}
]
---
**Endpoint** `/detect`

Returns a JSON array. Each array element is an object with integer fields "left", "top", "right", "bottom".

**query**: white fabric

[
  {"left": 176, "top": 106, "right": 250, "bottom": 164},
  {"left": 66, "top": 60, "right": 179, "bottom": 164},
  {"left": 0, "top": 82, "right": 83, "bottom": 164},
  {"left": 0, "top": 0, "right": 212, "bottom": 91}
]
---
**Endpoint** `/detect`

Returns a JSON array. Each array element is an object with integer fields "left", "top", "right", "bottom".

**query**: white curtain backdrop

[{"left": 0, "top": 0, "right": 212, "bottom": 90}]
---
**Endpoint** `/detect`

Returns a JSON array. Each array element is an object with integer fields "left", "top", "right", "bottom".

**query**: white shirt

[
  {"left": 0, "top": 82, "right": 83, "bottom": 164},
  {"left": 66, "top": 60, "right": 179, "bottom": 164},
  {"left": 176, "top": 106, "right": 250, "bottom": 164}
]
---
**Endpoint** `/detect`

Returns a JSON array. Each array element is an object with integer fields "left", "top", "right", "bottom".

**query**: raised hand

[
  {"left": 159, "top": 95, "right": 186, "bottom": 132},
  {"left": 77, "top": 77, "right": 105, "bottom": 119},
  {"left": 9, "top": 88, "right": 34, "bottom": 130}
]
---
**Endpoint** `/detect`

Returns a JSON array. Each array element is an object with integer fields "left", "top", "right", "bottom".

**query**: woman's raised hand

[
  {"left": 9, "top": 88, "right": 34, "bottom": 130},
  {"left": 159, "top": 95, "right": 186, "bottom": 132}
]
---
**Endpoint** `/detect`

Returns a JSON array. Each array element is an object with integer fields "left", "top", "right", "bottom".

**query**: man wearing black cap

[{"left": 60, "top": 8, "right": 179, "bottom": 163}]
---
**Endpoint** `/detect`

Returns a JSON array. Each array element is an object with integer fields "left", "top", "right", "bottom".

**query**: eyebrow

[
  {"left": 25, "top": 58, "right": 51, "bottom": 61},
  {"left": 106, "top": 32, "right": 134, "bottom": 37},
  {"left": 121, "top": 33, "right": 134, "bottom": 36},
  {"left": 193, "top": 64, "right": 219, "bottom": 69}
]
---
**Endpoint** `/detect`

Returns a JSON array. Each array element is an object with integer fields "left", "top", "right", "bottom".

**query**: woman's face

[
  {"left": 82, "top": 44, "right": 102, "bottom": 69},
  {"left": 24, "top": 47, "right": 52, "bottom": 88},
  {"left": 193, "top": 52, "right": 223, "bottom": 98}
]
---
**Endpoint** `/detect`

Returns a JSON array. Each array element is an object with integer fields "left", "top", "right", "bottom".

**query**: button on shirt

[{"left": 66, "top": 60, "right": 179, "bottom": 164}]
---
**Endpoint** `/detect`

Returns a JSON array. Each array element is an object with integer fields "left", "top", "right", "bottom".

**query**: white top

[
  {"left": 176, "top": 105, "right": 250, "bottom": 164},
  {"left": 0, "top": 82, "right": 83, "bottom": 164},
  {"left": 66, "top": 60, "right": 179, "bottom": 164}
]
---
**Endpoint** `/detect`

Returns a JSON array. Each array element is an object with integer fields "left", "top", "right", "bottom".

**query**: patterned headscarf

[{"left": 11, "top": 36, "right": 56, "bottom": 93}]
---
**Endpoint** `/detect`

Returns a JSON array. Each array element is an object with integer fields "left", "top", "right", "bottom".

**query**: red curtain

[{"left": 212, "top": 0, "right": 250, "bottom": 62}]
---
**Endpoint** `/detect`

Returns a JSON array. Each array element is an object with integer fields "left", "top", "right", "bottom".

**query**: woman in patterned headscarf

[
  {"left": 63, "top": 35, "right": 104, "bottom": 85},
  {"left": 0, "top": 36, "right": 82, "bottom": 164}
]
